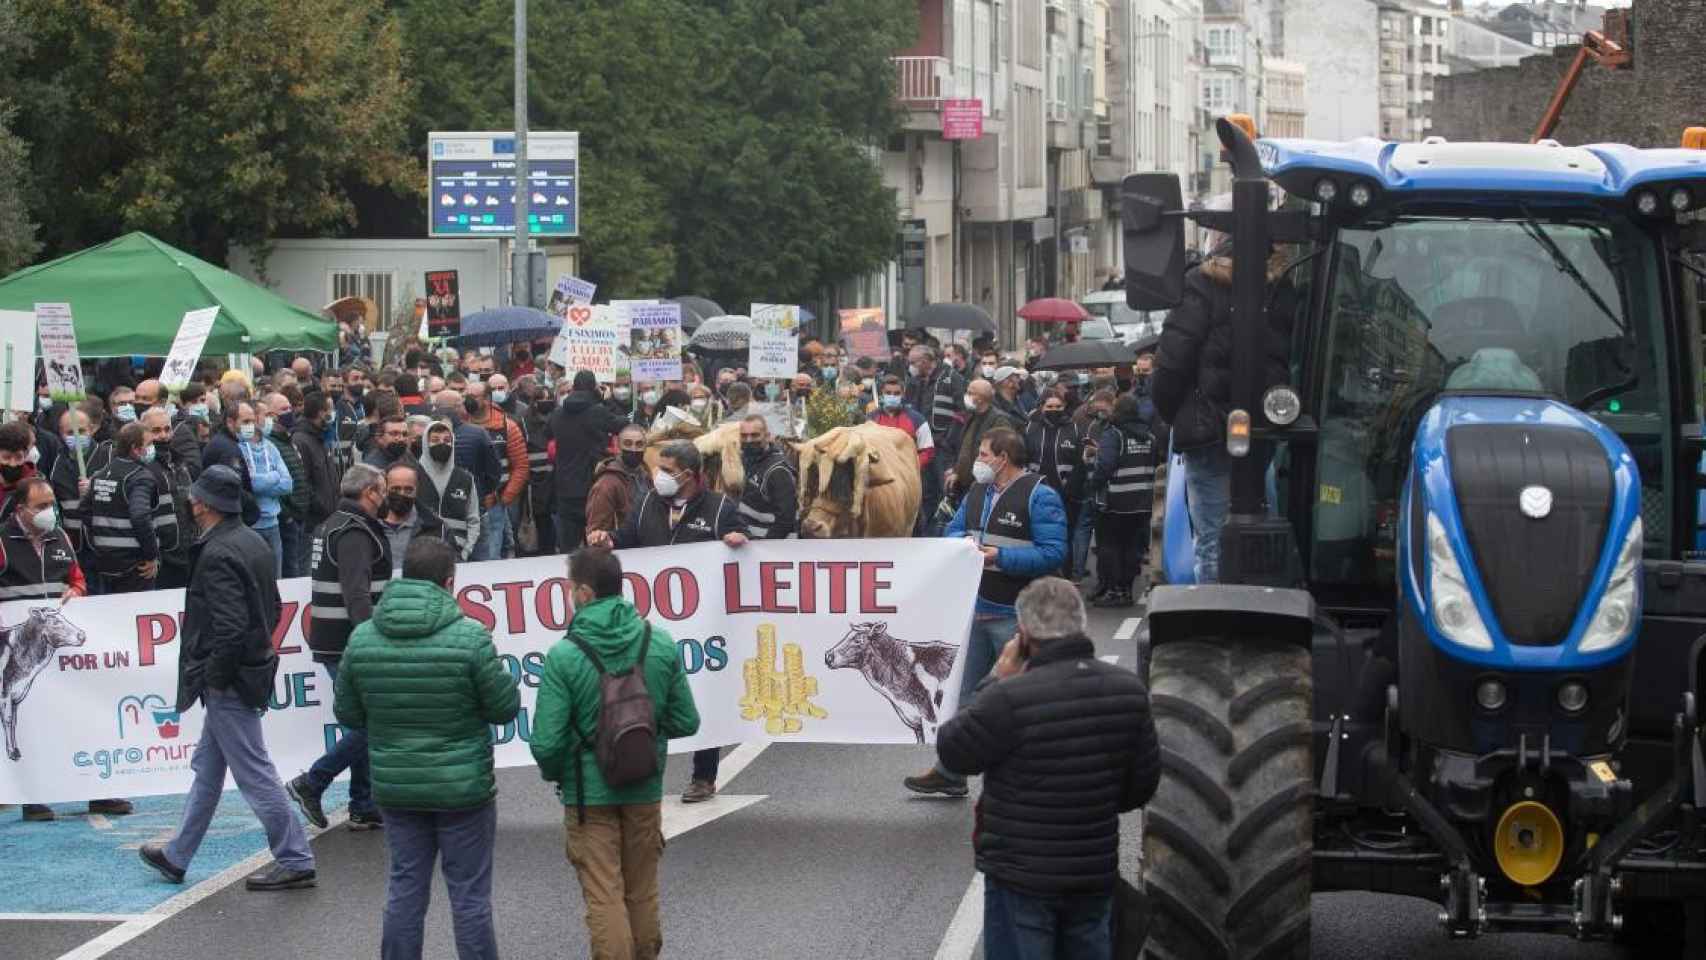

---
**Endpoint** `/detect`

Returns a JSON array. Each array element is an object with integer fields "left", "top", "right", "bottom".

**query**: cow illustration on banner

[{"left": 1, "top": 608, "right": 89, "bottom": 761}]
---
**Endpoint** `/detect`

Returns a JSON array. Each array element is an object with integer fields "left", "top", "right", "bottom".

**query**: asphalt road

[{"left": 3, "top": 596, "right": 1633, "bottom": 959}]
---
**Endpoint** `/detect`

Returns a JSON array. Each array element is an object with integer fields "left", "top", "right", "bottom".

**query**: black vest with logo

[
  {"left": 738, "top": 455, "right": 794, "bottom": 539},
  {"left": 421, "top": 465, "right": 478, "bottom": 554},
  {"left": 523, "top": 410, "right": 553, "bottom": 489},
  {"left": 49, "top": 454, "right": 85, "bottom": 551},
  {"left": 631, "top": 489, "right": 731, "bottom": 546},
  {"left": 485, "top": 415, "right": 513, "bottom": 485},
  {"left": 964, "top": 472, "right": 1044, "bottom": 606},
  {"left": 0, "top": 525, "right": 78, "bottom": 601},
  {"left": 1103, "top": 424, "right": 1157, "bottom": 515},
  {"left": 1026, "top": 420, "right": 1085, "bottom": 499},
  {"left": 307, "top": 507, "right": 392, "bottom": 656},
  {"left": 146, "top": 459, "right": 186, "bottom": 561},
  {"left": 87, "top": 457, "right": 153, "bottom": 569}
]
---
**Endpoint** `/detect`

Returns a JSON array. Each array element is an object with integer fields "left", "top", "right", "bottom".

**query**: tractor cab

[{"left": 1123, "top": 123, "right": 1706, "bottom": 955}]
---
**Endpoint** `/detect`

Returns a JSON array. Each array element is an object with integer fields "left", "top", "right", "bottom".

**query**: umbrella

[
  {"left": 798, "top": 306, "right": 817, "bottom": 323},
  {"left": 915, "top": 302, "right": 996, "bottom": 334},
  {"left": 687, "top": 315, "right": 751, "bottom": 353},
  {"left": 1033, "top": 338, "right": 1138, "bottom": 371},
  {"left": 1018, "top": 297, "right": 1090, "bottom": 323},
  {"left": 0, "top": 232, "right": 337, "bottom": 356},
  {"left": 450, "top": 306, "right": 561, "bottom": 348},
  {"left": 668, "top": 296, "right": 725, "bottom": 330}
]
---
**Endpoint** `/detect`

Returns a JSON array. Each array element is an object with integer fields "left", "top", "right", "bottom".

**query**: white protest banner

[
  {"left": 749, "top": 303, "right": 800, "bottom": 379},
  {"left": 550, "top": 304, "right": 625, "bottom": 383},
  {"left": 159, "top": 306, "right": 221, "bottom": 393},
  {"left": 0, "top": 309, "right": 38, "bottom": 412},
  {"left": 548, "top": 275, "right": 598, "bottom": 318},
  {"left": 627, "top": 301, "right": 683, "bottom": 383},
  {"left": 0, "top": 539, "right": 982, "bottom": 804},
  {"left": 35, "top": 303, "right": 86, "bottom": 403}
]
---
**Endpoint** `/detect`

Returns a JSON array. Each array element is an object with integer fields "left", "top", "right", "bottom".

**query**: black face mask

[
  {"left": 385, "top": 492, "right": 414, "bottom": 516},
  {"left": 533, "top": 397, "right": 554, "bottom": 414},
  {"left": 383, "top": 441, "right": 407, "bottom": 459},
  {"left": 619, "top": 449, "right": 644, "bottom": 469},
  {"left": 741, "top": 442, "right": 767, "bottom": 463},
  {"left": 429, "top": 443, "right": 453, "bottom": 464},
  {"left": 0, "top": 464, "right": 25, "bottom": 484},
  {"left": 153, "top": 440, "right": 172, "bottom": 462},
  {"left": 326, "top": 388, "right": 344, "bottom": 401},
  {"left": 348, "top": 385, "right": 365, "bottom": 401},
  {"left": 1043, "top": 410, "right": 1066, "bottom": 425}
]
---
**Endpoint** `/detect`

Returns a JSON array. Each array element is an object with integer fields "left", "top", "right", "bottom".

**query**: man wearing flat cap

[{"left": 139, "top": 465, "right": 317, "bottom": 892}]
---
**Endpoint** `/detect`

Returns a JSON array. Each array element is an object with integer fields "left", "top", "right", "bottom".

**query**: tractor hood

[{"left": 1401, "top": 395, "right": 1644, "bottom": 669}]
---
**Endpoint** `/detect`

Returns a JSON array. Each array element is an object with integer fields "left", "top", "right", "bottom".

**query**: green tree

[
  {"left": 0, "top": 1, "right": 41, "bottom": 274},
  {"left": 9, "top": 0, "right": 418, "bottom": 265}
]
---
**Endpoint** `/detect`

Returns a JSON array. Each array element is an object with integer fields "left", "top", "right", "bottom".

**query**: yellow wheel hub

[{"left": 1493, "top": 800, "right": 1565, "bottom": 887}]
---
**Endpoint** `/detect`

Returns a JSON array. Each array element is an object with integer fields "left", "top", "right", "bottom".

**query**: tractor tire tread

[
  {"left": 1153, "top": 693, "right": 1236, "bottom": 755},
  {"left": 1160, "top": 747, "right": 1234, "bottom": 821}
]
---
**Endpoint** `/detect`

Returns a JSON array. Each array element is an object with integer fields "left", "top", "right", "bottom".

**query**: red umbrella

[{"left": 1017, "top": 297, "right": 1090, "bottom": 323}]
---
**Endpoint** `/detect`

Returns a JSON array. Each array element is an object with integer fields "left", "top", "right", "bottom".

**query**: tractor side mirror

[{"left": 1122, "top": 173, "right": 1186, "bottom": 311}]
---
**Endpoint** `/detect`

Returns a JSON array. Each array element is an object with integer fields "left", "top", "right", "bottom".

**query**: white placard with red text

[{"left": 0, "top": 539, "right": 982, "bottom": 803}]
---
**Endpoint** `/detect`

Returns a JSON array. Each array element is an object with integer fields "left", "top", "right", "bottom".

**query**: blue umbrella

[
  {"left": 798, "top": 306, "right": 816, "bottom": 323},
  {"left": 450, "top": 306, "right": 562, "bottom": 348}
]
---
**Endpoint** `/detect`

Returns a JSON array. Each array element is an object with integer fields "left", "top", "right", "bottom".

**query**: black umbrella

[
  {"left": 915, "top": 302, "right": 996, "bottom": 334},
  {"left": 1033, "top": 338, "right": 1138, "bottom": 371},
  {"left": 667, "top": 296, "right": 725, "bottom": 330}
]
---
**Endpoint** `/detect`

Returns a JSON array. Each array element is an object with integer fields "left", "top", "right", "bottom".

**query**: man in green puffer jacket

[
  {"left": 531, "top": 547, "right": 699, "bottom": 960},
  {"left": 334, "top": 537, "right": 520, "bottom": 960}
]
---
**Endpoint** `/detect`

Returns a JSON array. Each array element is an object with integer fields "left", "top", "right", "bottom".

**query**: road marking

[
  {"left": 661, "top": 794, "right": 767, "bottom": 840},
  {"left": 56, "top": 807, "right": 352, "bottom": 960},
  {"left": 0, "top": 913, "right": 143, "bottom": 922},
  {"left": 716, "top": 741, "right": 770, "bottom": 788},
  {"left": 85, "top": 815, "right": 111, "bottom": 831},
  {"left": 1113, "top": 617, "right": 1142, "bottom": 641},
  {"left": 933, "top": 872, "right": 986, "bottom": 960},
  {"left": 1099, "top": 655, "right": 1120, "bottom": 665}
]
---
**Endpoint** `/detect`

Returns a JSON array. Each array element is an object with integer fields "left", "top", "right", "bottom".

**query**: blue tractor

[{"left": 1124, "top": 120, "right": 1706, "bottom": 955}]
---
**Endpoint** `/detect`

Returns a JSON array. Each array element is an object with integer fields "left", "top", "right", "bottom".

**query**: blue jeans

[
  {"left": 1074, "top": 499, "right": 1099, "bottom": 585},
  {"left": 381, "top": 803, "right": 499, "bottom": 960},
  {"left": 474, "top": 501, "right": 511, "bottom": 561},
  {"left": 303, "top": 659, "right": 376, "bottom": 816},
  {"left": 1182, "top": 446, "right": 1232, "bottom": 584},
  {"left": 936, "top": 614, "right": 1018, "bottom": 785},
  {"left": 279, "top": 516, "right": 306, "bottom": 578},
  {"left": 164, "top": 689, "right": 314, "bottom": 874},
  {"left": 254, "top": 522, "right": 283, "bottom": 576},
  {"left": 983, "top": 878, "right": 1112, "bottom": 960}
]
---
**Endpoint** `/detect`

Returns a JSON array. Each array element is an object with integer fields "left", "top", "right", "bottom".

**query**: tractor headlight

[
  {"left": 1579, "top": 518, "right": 1642, "bottom": 654},
  {"left": 1428, "top": 513, "right": 1493, "bottom": 651},
  {"left": 1349, "top": 182, "right": 1375, "bottom": 208},
  {"left": 1635, "top": 191, "right": 1661, "bottom": 216},
  {"left": 1262, "top": 385, "right": 1301, "bottom": 426},
  {"left": 1314, "top": 178, "right": 1338, "bottom": 203},
  {"left": 1671, "top": 187, "right": 1693, "bottom": 212}
]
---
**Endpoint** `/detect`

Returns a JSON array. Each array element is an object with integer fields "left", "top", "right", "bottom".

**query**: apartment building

[
  {"left": 1199, "top": 0, "right": 1270, "bottom": 195},
  {"left": 1263, "top": 57, "right": 1308, "bottom": 138},
  {"left": 1378, "top": 0, "right": 1452, "bottom": 142}
]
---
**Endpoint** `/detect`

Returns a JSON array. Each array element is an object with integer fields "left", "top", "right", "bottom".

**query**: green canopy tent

[{"left": 0, "top": 232, "right": 337, "bottom": 358}]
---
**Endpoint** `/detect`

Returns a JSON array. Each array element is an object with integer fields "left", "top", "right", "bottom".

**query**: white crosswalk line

[
  {"left": 933, "top": 872, "right": 986, "bottom": 960},
  {"left": 1113, "top": 617, "right": 1142, "bottom": 641},
  {"left": 1, "top": 913, "right": 145, "bottom": 922}
]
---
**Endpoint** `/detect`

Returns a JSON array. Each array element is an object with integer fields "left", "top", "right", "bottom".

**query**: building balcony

[{"left": 894, "top": 56, "right": 953, "bottom": 107}]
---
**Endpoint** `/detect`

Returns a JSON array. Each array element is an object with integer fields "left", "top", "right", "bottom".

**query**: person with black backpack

[{"left": 530, "top": 547, "right": 700, "bottom": 960}]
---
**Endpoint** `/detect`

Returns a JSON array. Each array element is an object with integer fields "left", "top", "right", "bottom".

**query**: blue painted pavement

[{"left": 0, "top": 784, "right": 348, "bottom": 915}]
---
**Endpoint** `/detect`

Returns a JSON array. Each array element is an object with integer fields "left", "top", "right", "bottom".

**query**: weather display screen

[{"left": 428, "top": 132, "right": 579, "bottom": 237}]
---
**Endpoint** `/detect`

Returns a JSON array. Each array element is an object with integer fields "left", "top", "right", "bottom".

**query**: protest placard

[
  {"left": 159, "top": 307, "right": 220, "bottom": 393},
  {"left": 838, "top": 307, "right": 889, "bottom": 361},
  {"left": 425, "top": 269, "right": 461, "bottom": 337},
  {"left": 627, "top": 302, "right": 683, "bottom": 382},
  {"left": 35, "top": 303, "right": 84, "bottom": 403},
  {"left": 749, "top": 303, "right": 800, "bottom": 379}
]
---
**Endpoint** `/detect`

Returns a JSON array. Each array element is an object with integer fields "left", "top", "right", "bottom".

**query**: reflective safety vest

[
  {"left": 49, "top": 455, "right": 85, "bottom": 550},
  {"left": 738, "top": 456, "right": 795, "bottom": 539},
  {"left": 1026, "top": 420, "right": 1086, "bottom": 500},
  {"left": 87, "top": 457, "right": 155, "bottom": 570},
  {"left": 964, "top": 472, "right": 1044, "bottom": 606},
  {"left": 307, "top": 508, "right": 392, "bottom": 657},
  {"left": 523, "top": 412, "right": 552, "bottom": 489},
  {"left": 485, "top": 415, "right": 515, "bottom": 486},
  {"left": 1103, "top": 424, "right": 1157, "bottom": 515},
  {"left": 146, "top": 459, "right": 185, "bottom": 562},
  {"left": 421, "top": 465, "right": 478, "bottom": 555},
  {"left": 0, "top": 525, "right": 79, "bottom": 601}
]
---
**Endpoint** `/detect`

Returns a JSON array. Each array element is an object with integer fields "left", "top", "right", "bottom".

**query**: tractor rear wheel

[{"left": 1143, "top": 637, "right": 1313, "bottom": 960}]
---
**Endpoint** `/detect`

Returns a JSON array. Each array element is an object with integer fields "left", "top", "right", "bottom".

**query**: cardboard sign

[
  {"left": 627, "top": 302, "right": 683, "bottom": 383},
  {"left": 837, "top": 307, "right": 889, "bottom": 362},
  {"left": 548, "top": 275, "right": 597, "bottom": 317},
  {"left": 35, "top": 303, "right": 85, "bottom": 402},
  {"left": 749, "top": 303, "right": 800, "bottom": 379},
  {"left": 159, "top": 307, "right": 220, "bottom": 393},
  {"left": 550, "top": 303, "right": 626, "bottom": 383},
  {"left": 425, "top": 270, "right": 461, "bottom": 338}
]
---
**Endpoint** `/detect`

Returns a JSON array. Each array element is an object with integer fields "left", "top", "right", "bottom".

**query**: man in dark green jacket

[
  {"left": 334, "top": 537, "right": 520, "bottom": 960},
  {"left": 531, "top": 547, "right": 699, "bottom": 960}
]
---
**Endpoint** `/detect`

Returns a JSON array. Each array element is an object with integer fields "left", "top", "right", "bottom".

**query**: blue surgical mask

[
  {"left": 114, "top": 403, "right": 136, "bottom": 423},
  {"left": 822, "top": 367, "right": 839, "bottom": 382},
  {"left": 239, "top": 423, "right": 257, "bottom": 441},
  {"left": 491, "top": 389, "right": 508, "bottom": 405},
  {"left": 880, "top": 394, "right": 902, "bottom": 411},
  {"left": 65, "top": 434, "right": 90, "bottom": 453},
  {"left": 188, "top": 403, "right": 209, "bottom": 421},
  {"left": 140, "top": 444, "right": 157, "bottom": 465},
  {"left": 35, "top": 396, "right": 51, "bottom": 412}
]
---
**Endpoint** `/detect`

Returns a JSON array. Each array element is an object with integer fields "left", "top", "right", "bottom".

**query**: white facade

[
  {"left": 1262, "top": 57, "right": 1308, "bottom": 139},
  {"left": 1378, "top": 0, "right": 1452, "bottom": 142},
  {"left": 228, "top": 240, "right": 506, "bottom": 327},
  {"left": 1198, "top": 0, "right": 1270, "bottom": 196},
  {"left": 1278, "top": 0, "right": 1381, "bottom": 141}
]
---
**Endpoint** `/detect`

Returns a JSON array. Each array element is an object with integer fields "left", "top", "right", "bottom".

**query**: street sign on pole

[{"left": 427, "top": 130, "right": 579, "bottom": 238}]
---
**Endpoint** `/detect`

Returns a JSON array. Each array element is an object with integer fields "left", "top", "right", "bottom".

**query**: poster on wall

[
  {"left": 748, "top": 303, "right": 800, "bottom": 379},
  {"left": 425, "top": 270, "right": 461, "bottom": 338},
  {"left": 627, "top": 302, "right": 683, "bottom": 383},
  {"left": 0, "top": 540, "right": 982, "bottom": 804}
]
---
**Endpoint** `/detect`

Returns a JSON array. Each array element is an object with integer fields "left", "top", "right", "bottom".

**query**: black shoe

[
  {"left": 1107, "top": 591, "right": 1135, "bottom": 609},
  {"left": 139, "top": 842, "right": 185, "bottom": 884},
  {"left": 903, "top": 769, "right": 969, "bottom": 798},
  {"left": 347, "top": 809, "right": 384, "bottom": 831},
  {"left": 244, "top": 863, "right": 316, "bottom": 891},
  {"left": 21, "top": 804, "right": 55, "bottom": 822},
  {"left": 88, "top": 798, "right": 134, "bottom": 815},
  {"left": 285, "top": 775, "right": 327, "bottom": 829},
  {"left": 1092, "top": 590, "right": 1123, "bottom": 608}
]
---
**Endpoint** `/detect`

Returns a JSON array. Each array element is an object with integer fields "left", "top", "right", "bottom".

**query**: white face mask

[
  {"left": 963, "top": 395, "right": 978, "bottom": 411},
  {"left": 29, "top": 505, "right": 56, "bottom": 533},
  {"left": 689, "top": 399, "right": 708, "bottom": 412},
  {"left": 653, "top": 468, "right": 680, "bottom": 497},
  {"left": 26, "top": 446, "right": 39, "bottom": 465},
  {"left": 641, "top": 390, "right": 660, "bottom": 407},
  {"left": 238, "top": 423, "right": 257, "bottom": 441},
  {"left": 972, "top": 460, "right": 997, "bottom": 485},
  {"left": 979, "top": 365, "right": 996, "bottom": 379}
]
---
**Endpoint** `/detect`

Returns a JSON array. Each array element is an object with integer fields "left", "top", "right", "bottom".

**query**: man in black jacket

[
  {"left": 291, "top": 394, "right": 338, "bottom": 541},
  {"left": 936, "top": 577, "right": 1158, "bottom": 959},
  {"left": 140, "top": 466, "right": 317, "bottom": 892},
  {"left": 735, "top": 416, "right": 797, "bottom": 539},
  {"left": 586, "top": 439, "right": 747, "bottom": 803},
  {"left": 87, "top": 423, "right": 160, "bottom": 594},
  {"left": 1151, "top": 249, "right": 1294, "bottom": 584},
  {"left": 551, "top": 369, "right": 628, "bottom": 551}
]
